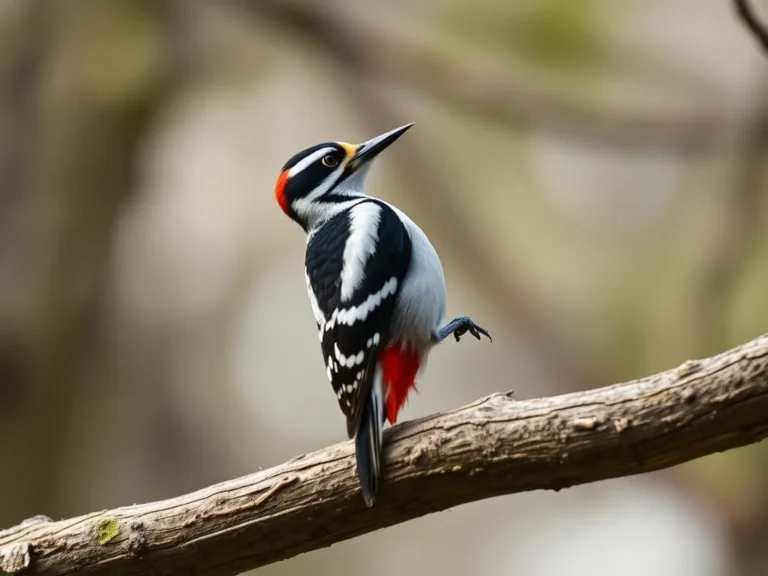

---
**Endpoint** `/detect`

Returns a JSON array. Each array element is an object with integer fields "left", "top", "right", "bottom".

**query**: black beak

[{"left": 347, "top": 123, "right": 414, "bottom": 172}]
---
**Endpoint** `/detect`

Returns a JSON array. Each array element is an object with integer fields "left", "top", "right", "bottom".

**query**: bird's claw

[
  {"left": 435, "top": 316, "right": 492, "bottom": 344},
  {"left": 454, "top": 321, "right": 492, "bottom": 343}
]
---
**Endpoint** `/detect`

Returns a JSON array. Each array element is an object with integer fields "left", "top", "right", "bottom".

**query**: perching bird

[{"left": 274, "top": 123, "right": 491, "bottom": 506}]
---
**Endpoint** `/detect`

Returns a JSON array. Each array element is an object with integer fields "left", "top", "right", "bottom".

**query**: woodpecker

[{"left": 274, "top": 123, "right": 491, "bottom": 506}]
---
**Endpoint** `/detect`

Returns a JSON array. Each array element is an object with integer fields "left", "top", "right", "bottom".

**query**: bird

[{"left": 274, "top": 123, "right": 491, "bottom": 507}]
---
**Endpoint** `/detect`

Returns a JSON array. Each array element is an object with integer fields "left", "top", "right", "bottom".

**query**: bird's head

[{"left": 274, "top": 123, "right": 413, "bottom": 231}]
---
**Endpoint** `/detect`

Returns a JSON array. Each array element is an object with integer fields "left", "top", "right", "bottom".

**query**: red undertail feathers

[{"left": 379, "top": 342, "right": 421, "bottom": 425}]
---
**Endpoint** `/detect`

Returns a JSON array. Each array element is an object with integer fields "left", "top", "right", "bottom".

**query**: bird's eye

[{"left": 322, "top": 154, "right": 339, "bottom": 168}]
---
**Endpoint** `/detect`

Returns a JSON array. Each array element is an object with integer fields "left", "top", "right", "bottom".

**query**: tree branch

[{"left": 2, "top": 335, "right": 768, "bottom": 575}]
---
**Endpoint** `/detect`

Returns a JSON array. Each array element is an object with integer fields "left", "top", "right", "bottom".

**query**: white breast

[{"left": 385, "top": 203, "right": 446, "bottom": 348}]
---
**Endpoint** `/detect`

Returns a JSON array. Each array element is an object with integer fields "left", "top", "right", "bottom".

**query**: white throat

[{"left": 295, "top": 163, "right": 374, "bottom": 234}]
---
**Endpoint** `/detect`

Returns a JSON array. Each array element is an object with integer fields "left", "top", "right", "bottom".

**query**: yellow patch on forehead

[{"left": 339, "top": 142, "right": 358, "bottom": 160}]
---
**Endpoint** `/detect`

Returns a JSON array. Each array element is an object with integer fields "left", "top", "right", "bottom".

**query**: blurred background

[{"left": 0, "top": 0, "right": 767, "bottom": 574}]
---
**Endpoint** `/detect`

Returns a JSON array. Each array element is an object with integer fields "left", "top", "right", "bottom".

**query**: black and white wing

[{"left": 305, "top": 200, "right": 412, "bottom": 438}]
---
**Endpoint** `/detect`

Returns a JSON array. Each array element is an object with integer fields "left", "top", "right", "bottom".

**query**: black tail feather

[{"left": 354, "top": 378, "right": 384, "bottom": 507}]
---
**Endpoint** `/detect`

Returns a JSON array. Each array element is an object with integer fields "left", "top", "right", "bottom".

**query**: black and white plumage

[
  {"left": 305, "top": 200, "right": 412, "bottom": 436},
  {"left": 275, "top": 123, "right": 491, "bottom": 506}
]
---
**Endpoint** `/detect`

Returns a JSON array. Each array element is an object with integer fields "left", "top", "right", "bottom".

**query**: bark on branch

[{"left": 3, "top": 335, "right": 768, "bottom": 576}]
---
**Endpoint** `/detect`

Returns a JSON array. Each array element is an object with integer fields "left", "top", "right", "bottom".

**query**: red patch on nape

[
  {"left": 274, "top": 170, "right": 290, "bottom": 214},
  {"left": 379, "top": 342, "right": 421, "bottom": 425}
]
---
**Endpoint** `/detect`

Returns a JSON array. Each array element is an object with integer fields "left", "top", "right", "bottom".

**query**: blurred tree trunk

[{"left": 0, "top": 0, "right": 171, "bottom": 525}]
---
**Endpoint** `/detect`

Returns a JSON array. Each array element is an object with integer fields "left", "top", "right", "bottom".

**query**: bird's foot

[{"left": 434, "top": 316, "right": 492, "bottom": 343}]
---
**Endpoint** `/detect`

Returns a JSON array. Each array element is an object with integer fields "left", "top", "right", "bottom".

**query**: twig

[
  {"left": 735, "top": 0, "right": 768, "bottom": 54},
  {"left": 1, "top": 335, "right": 768, "bottom": 576}
]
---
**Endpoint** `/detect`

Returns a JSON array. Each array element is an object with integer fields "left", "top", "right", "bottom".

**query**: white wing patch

[
  {"left": 324, "top": 277, "right": 397, "bottom": 332},
  {"left": 340, "top": 202, "right": 382, "bottom": 302},
  {"left": 333, "top": 341, "right": 367, "bottom": 369}
]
